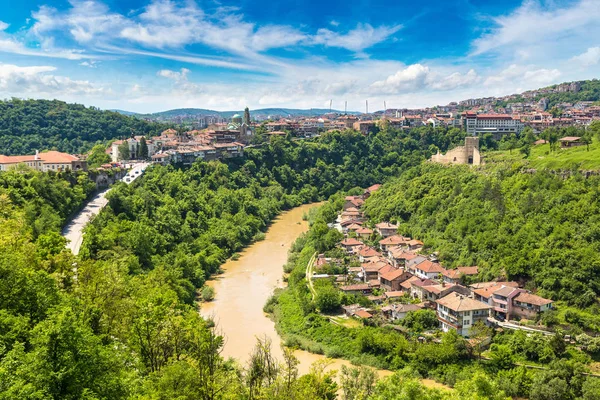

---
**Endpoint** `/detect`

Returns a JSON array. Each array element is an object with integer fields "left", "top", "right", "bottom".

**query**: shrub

[{"left": 201, "top": 286, "right": 215, "bottom": 302}]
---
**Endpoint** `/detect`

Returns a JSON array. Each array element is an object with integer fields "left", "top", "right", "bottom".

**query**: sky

[{"left": 0, "top": 0, "right": 599, "bottom": 113}]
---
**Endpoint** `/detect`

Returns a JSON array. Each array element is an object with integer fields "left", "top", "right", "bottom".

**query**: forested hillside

[
  {"left": 364, "top": 163, "right": 600, "bottom": 314},
  {"left": 0, "top": 99, "right": 168, "bottom": 155}
]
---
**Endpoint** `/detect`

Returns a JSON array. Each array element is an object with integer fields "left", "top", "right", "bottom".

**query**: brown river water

[{"left": 199, "top": 203, "right": 454, "bottom": 387}]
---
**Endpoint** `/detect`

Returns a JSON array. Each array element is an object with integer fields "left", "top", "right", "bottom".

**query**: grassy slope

[{"left": 486, "top": 139, "right": 600, "bottom": 170}]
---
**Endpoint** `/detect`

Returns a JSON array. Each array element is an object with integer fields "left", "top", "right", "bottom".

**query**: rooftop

[{"left": 437, "top": 292, "right": 492, "bottom": 312}]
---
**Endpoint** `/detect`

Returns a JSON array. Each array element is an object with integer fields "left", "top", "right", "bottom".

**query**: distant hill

[
  {"left": 112, "top": 107, "right": 360, "bottom": 120},
  {"left": 0, "top": 99, "right": 169, "bottom": 156}
]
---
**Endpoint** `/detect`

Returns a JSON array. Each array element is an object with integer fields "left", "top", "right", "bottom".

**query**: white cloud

[
  {"left": 370, "top": 64, "right": 430, "bottom": 93},
  {"left": 369, "top": 65, "right": 479, "bottom": 94},
  {"left": 472, "top": 0, "right": 600, "bottom": 58},
  {"left": 0, "top": 36, "right": 89, "bottom": 60},
  {"left": 313, "top": 23, "right": 402, "bottom": 52},
  {"left": 157, "top": 68, "right": 190, "bottom": 81},
  {"left": 0, "top": 21, "right": 9, "bottom": 31},
  {"left": 0, "top": 63, "right": 107, "bottom": 95},
  {"left": 484, "top": 64, "right": 561, "bottom": 88},
  {"left": 571, "top": 47, "right": 600, "bottom": 67},
  {"left": 428, "top": 69, "right": 480, "bottom": 91},
  {"left": 156, "top": 67, "right": 203, "bottom": 96}
]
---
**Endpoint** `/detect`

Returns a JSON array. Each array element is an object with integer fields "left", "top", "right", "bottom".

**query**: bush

[{"left": 201, "top": 286, "right": 215, "bottom": 302}]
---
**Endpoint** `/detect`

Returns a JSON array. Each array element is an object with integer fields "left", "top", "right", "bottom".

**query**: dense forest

[
  {"left": 268, "top": 195, "right": 600, "bottom": 400},
  {"left": 0, "top": 99, "right": 168, "bottom": 155}
]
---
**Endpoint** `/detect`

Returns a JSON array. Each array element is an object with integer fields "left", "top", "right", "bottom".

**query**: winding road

[{"left": 62, "top": 163, "right": 149, "bottom": 255}]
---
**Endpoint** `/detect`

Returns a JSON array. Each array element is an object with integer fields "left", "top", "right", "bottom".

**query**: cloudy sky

[{"left": 1, "top": 0, "right": 599, "bottom": 112}]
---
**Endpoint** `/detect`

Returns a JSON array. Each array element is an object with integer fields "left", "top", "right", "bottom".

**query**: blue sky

[{"left": 0, "top": 0, "right": 599, "bottom": 112}]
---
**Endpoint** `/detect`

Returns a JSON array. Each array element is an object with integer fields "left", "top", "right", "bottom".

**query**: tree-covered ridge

[
  {"left": 0, "top": 98, "right": 168, "bottom": 155},
  {"left": 363, "top": 163, "right": 600, "bottom": 308}
]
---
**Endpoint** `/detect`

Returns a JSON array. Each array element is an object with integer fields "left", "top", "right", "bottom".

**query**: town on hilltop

[{"left": 1, "top": 80, "right": 599, "bottom": 171}]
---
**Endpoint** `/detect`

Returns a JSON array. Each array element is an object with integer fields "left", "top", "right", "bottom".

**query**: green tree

[
  {"left": 139, "top": 136, "right": 149, "bottom": 159},
  {"left": 315, "top": 286, "right": 341, "bottom": 313},
  {"left": 581, "top": 131, "right": 593, "bottom": 151},
  {"left": 87, "top": 144, "right": 111, "bottom": 168},
  {"left": 530, "top": 376, "right": 569, "bottom": 400},
  {"left": 339, "top": 365, "right": 377, "bottom": 400},
  {"left": 118, "top": 141, "right": 130, "bottom": 161}
]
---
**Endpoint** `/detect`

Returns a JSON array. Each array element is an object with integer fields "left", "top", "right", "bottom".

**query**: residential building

[
  {"left": 462, "top": 112, "right": 524, "bottom": 137},
  {"left": 409, "top": 259, "right": 444, "bottom": 279},
  {"left": 355, "top": 227, "right": 373, "bottom": 239},
  {"left": 0, "top": 150, "right": 87, "bottom": 172},
  {"left": 436, "top": 292, "right": 492, "bottom": 337},
  {"left": 379, "top": 235, "right": 411, "bottom": 251},
  {"left": 339, "top": 238, "right": 363, "bottom": 253},
  {"left": 559, "top": 136, "right": 584, "bottom": 148},
  {"left": 375, "top": 222, "right": 398, "bottom": 237},
  {"left": 363, "top": 184, "right": 381, "bottom": 198},
  {"left": 512, "top": 292, "right": 554, "bottom": 319},
  {"left": 379, "top": 268, "right": 412, "bottom": 291},
  {"left": 441, "top": 266, "right": 479, "bottom": 284},
  {"left": 384, "top": 303, "right": 424, "bottom": 321}
]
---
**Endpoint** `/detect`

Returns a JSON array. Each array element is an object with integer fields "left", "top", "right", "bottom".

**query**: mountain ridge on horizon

[{"left": 109, "top": 107, "right": 363, "bottom": 119}]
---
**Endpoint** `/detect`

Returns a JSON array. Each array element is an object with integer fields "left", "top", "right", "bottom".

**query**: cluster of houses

[
  {"left": 110, "top": 113, "right": 252, "bottom": 164},
  {"left": 321, "top": 185, "right": 553, "bottom": 337}
]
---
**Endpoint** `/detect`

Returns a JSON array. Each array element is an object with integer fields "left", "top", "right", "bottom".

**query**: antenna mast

[
  {"left": 329, "top": 99, "right": 332, "bottom": 113},
  {"left": 366, "top": 100, "right": 368, "bottom": 114}
]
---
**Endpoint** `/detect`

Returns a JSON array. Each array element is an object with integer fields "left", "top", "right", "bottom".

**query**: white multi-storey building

[
  {"left": 463, "top": 112, "right": 524, "bottom": 138},
  {"left": 436, "top": 292, "right": 491, "bottom": 337}
]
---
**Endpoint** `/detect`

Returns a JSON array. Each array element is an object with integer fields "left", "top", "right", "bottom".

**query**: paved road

[{"left": 62, "top": 163, "right": 149, "bottom": 255}]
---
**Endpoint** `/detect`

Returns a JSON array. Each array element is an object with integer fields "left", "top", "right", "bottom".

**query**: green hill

[
  {"left": 486, "top": 139, "right": 600, "bottom": 170},
  {"left": 0, "top": 99, "right": 169, "bottom": 155}
]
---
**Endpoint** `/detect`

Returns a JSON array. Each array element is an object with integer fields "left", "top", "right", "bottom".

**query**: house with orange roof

[
  {"left": 441, "top": 266, "right": 479, "bottom": 284},
  {"left": 379, "top": 268, "right": 412, "bottom": 291},
  {"left": 436, "top": 292, "right": 492, "bottom": 337},
  {"left": 0, "top": 150, "right": 87, "bottom": 172},
  {"left": 339, "top": 238, "right": 363, "bottom": 253},
  {"left": 409, "top": 259, "right": 444, "bottom": 280},
  {"left": 379, "top": 235, "right": 411, "bottom": 251},
  {"left": 387, "top": 247, "right": 419, "bottom": 268},
  {"left": 355, "top": 227, "right": 373, "bottom": 239},
  {"left": 375, "top": 222, "right": 398, "bottom": 237}
]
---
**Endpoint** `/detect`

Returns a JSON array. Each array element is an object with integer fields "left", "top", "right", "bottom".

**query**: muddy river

[{"left": 200, "top": 203, "right": 394, "bottom": 378}]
